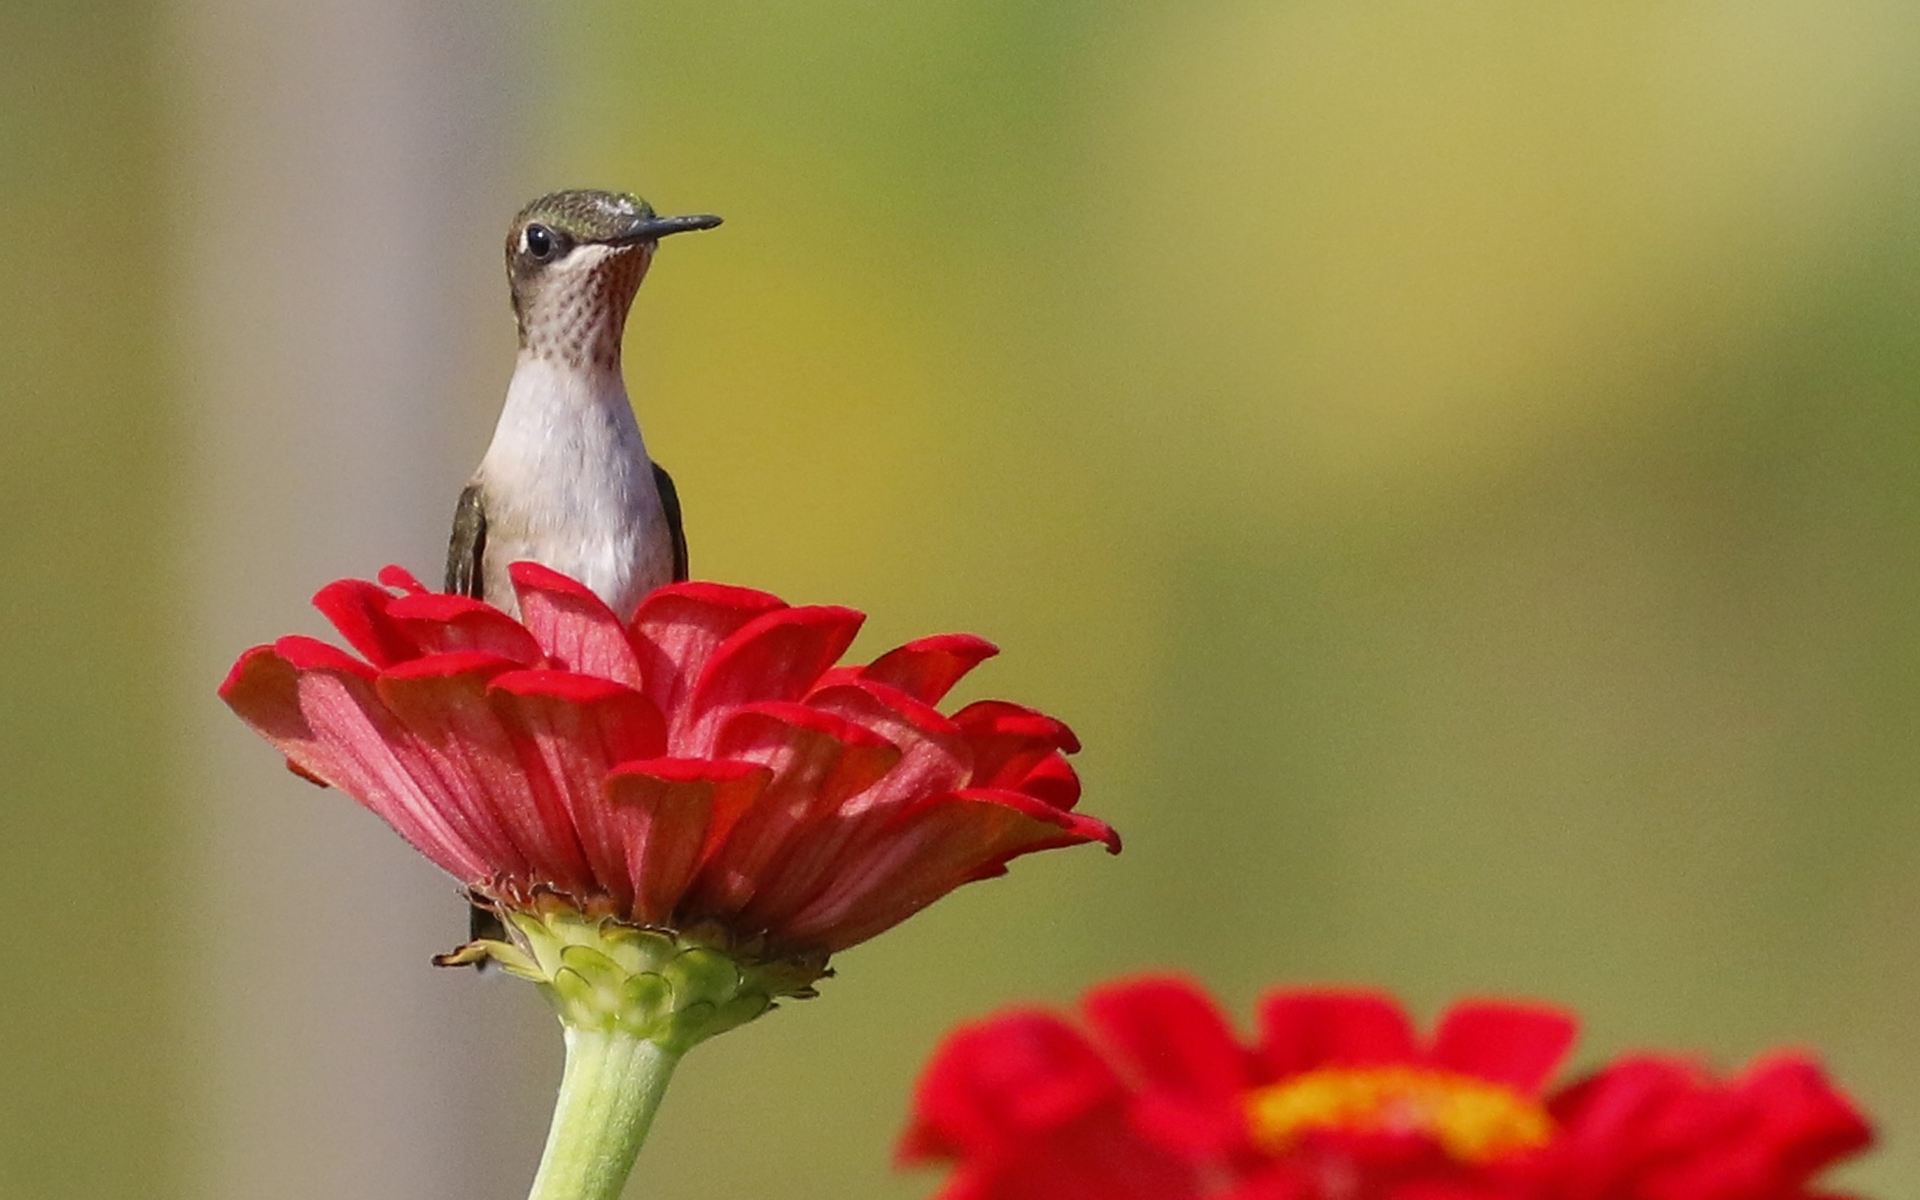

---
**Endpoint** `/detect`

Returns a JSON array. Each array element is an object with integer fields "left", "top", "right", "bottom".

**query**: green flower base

[{"left": 439, "top": 895, "right": 832, "bottom": 1200}]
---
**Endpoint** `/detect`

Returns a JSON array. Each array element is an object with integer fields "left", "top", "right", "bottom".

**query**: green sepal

[
  {"left": 440, "top": 894, "right": 830, "bottom": 1050},
  {"left": 433, "top": 936, "right": 541, "bottom": 978},
  {"left": 623, "top": 972, "right": 672, "bottom": 1029}
]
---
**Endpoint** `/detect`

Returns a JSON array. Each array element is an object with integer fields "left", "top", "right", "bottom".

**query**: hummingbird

[
  {"left": 447, "top": 189, "right": 718, "bottom": 951},
  {"left": 445, "top": 189, "right": 721, "bottom": 621}
]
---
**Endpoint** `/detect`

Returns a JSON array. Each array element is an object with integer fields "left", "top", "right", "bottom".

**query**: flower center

[{"left": 1245, "top": 1066, "right": 1553, "bottom": 1164}]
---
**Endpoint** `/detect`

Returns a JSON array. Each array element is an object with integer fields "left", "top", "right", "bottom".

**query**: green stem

[{"left": 526, "top": 1026, "right": 684, "bottom": 1200}]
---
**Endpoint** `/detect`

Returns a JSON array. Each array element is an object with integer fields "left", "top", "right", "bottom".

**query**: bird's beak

[{"left": 614, "top": 213, "right": 723, "bottom": 244}]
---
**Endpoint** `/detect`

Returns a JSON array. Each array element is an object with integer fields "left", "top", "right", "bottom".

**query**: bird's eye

[{"left": 524, "top": 224, "right": 557, "bottom": 260}]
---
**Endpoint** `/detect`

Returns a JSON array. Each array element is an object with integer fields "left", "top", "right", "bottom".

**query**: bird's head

[{"left": 505, "top": 189, "right": 721, "bottom": 367}]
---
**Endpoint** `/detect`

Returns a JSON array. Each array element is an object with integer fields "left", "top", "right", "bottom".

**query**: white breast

[{"left": 474, "top": 353, "right": 673, "bottom": 620}]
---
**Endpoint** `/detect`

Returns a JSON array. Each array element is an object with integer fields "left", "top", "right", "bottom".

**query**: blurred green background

[{"left": 7, "top": 0, "right": 1920, "bottom": 1196}]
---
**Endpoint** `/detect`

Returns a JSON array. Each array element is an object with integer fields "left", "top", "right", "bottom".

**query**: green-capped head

[{"left": 504, "top": 189, "right": 721, "bottom": 365}]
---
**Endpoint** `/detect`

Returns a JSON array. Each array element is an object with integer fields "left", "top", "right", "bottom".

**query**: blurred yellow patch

[
  {"left": 1075, "top": 1, "right": 1918, "bottom": 507},
  {"left": 1247, "top": 1065, "right": 1554, "bottom": 1164}
]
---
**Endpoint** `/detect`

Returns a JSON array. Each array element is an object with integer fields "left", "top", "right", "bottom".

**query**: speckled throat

[{"left": 515, "top": 241, "right": 654, "bottom": 371}]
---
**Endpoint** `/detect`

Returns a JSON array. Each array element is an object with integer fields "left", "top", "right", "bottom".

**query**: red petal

[
  {"left": 782, "top": 787, "right": 1114, "bottom": 952},
  {"left": 714, "top": 700, "right": 897, "bottom": 765},
  {"left": 954, "top": 698, "right": 1082, "bottom": 753},
  {"left": 377, "top": 649, "right": 522, "bottom": 683},
  {"left": 810, "top": 665, "right": 862, "bottom": 693},
  {"left": 508, "top": 560, "right": 646, "bottom": 687},
  {"left": 224, "top": 569, "right": 1125, "bottom": 957},
  {"left": 1429, "top": 1000, "right": 1576, "bottom": 1094},
  {"left": 904, "top": 1010, "right": 1125, "bottom": 1160},
  {"left": 377, "top": 564, "right": 429, "bottom": 594},
  {"left": 902, "top": 1007, "right": 1205, "bottom": 1200},
  {"left": 629, "top": 582, "right": 788, "bottom": 736},
  {"left": 1545, "top": 1055, "right": 1685, "bottom": 1183},
  {"left": 726, "top": 681, "right": 969, "bottom": 927},
  {"left": 1083, "top": 976, "right": 1254, "bottom": 1157},
  {"left": 807, "top": 680, "right": 971, "bottom": 809},
  {"left": 1545, "top": 1052, "right": 1874, "bottom": 1199},
  {"left": 732, "top": 680, "right": 1087, "bottom": 943},
  {"left": 1734, "top": 1054, "right": 1874, "bottom": 1179},
  {"left": 604, "top": 758, "right": 771, "bottom": 923},
  {"left": 312, "top": 578, "right": 419, "bottom": 668},
  {"left": 272, "top": 633, "right": 377, "bottom": 677},
  {"left": 952, "top": 700, "right": 1082, "bottom": 793},
  {"left": 689, "top": 702, "right": 900, "bottom": 921},
  {"left": 219, "top": 643, "right": 488, "bottom": 882},
  {"left": 1018, "top": 752, "right": 1082, "bottom": 810},
  {"left": 219, "top": 645, "right": 314, "bottom": 742},
  {"left": 373, "top": 653, "right": 544, "bottom": 883},
  {"left": 814, "top": 679, "right": 966, "bottom": 744},
  {"left": 854, "top": 634, "right": 999, "bottom": 704},
  {"left": 486, "top": 669, "right": 669, "bottom": 907},
  {"left": 682, "top": 605, "right": 866, "bottom": 751},
  {"left": 386, "top": 591, "right": 544, "bottom": 664},
  {"left": 1256, "top": 991, "right": 1419, "bottom": 1078}
]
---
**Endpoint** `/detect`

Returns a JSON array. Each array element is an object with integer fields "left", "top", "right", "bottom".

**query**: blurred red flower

[
  {"left": 900, "top": 977, "right": 1870, "bottom": 1200},
  {"left": 221, "top": 562, "right": 1118, "bottom": 957}
]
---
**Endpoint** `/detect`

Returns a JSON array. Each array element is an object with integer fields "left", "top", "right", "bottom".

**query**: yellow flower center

[{"left": 1245, "top": 1066, "right": 1554, "bottom": 1165}]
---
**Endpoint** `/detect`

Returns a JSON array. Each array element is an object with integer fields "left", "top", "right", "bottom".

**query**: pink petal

[
  {"left": 311, "top": 579, "right": 419, "bottom": 668},
  {"left": 740, "top": 680, "right": 972, "bottom": 924},
  {"left": 486, "top": 669, "right": 669, "bottom": 908},
  {"left": 629, "top": 582, "right": 788, "bottom": 734},
  {"left": 373, "top": 652, "right": 546, "bottom": 883},
  {"left": 781, "top": 787, "right": 1115, "bottom": 952},
  {"left": 688, "top": 702, "right": 900, "bottom": 920},
  {"left": 386, "top": 591, "right": 544, "bottom": 664},
  {"left": 604, "top": 758, "right": 771, "bottom": 924},
  {"left": 219, "top": 643, "right": 488, "bottom": 882},
  {"left": 219, "top": 644, "right": 322, "bottom": 738},
  {"left": 807, "top": 682, "right": 971, "bottom": 813},
  {"left": 508, "top": 560, "right": 645, "bottom": 687},
  {"left": 681, "top": 605, "right": 866, "bottom": 752},
  {"left": 852, "top": 634, "right": 999, "bottom": 704}
]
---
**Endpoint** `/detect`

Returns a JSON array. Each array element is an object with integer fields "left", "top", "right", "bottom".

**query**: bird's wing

[
  {"left": 448, "top": 482, "right": 505, "bottom": 961},
  {"left": 652, "top": 461, "right": 690, "bottom": 582},
  {"left": 446, "top": 483, "right": 489, "bottom": 598}
]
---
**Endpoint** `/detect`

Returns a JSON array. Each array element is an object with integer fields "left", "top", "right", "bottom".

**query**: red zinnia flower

[
  {"left": 222, "top": 562, "right": 1118, "bottom": 966},
  {"left": 900, "top": 976, "right": 1871, "bottom": 1200},
  {"left": 222, "top": 561, "right": 1119, "bottom": 1200}
]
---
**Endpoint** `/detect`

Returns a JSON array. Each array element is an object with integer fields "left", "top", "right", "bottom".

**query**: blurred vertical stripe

[{"left": 165, "top": 3, "right": 550, "bottom": 1198}]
